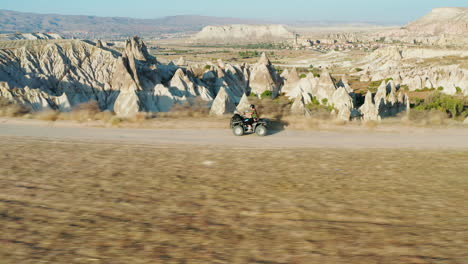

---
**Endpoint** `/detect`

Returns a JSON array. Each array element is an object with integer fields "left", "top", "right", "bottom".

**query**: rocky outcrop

[
  {"left": 281, "top": 67, "right": 300, "bottom": 95},
  {"left": 359, "top": 91, "right": 380, "bottom": 121},
  {"left": 114, "top": 89, "right": 141, "bottom": 117},
  {"left": 358, "top": 46, "right": 467, "bottom": 95},
  {"left": 176, "top": 57, "right": 187, "bottom": 66},
  {"left": 357, "top": 80, "right": 409, "bottom": 121},
  {"left": 290, "top": 94, "right": 311, "bottom": 117},
  {"left": 249, "top": 53, "right": 281, "bottom": 97},
  {"left": 209, "top": 87, "right": 236, "bottom": 116},
  {"left": 193, "top": 24, "right": 294, "bottom": 43},
  {"left": 236, "top": 93, "right": 251, "bottom": 113},
  {"left": 405, "top": 7, "right": 468, "bottom": 35},
  {"left": 331, "top": 87, "right": 354, "bottom": 121}
]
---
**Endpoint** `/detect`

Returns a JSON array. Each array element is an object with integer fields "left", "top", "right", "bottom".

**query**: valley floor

[{"left": 0, "top": 138, "right": 467, "bottom": 264}]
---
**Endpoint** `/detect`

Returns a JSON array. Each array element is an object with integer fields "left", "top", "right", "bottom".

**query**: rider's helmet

[{"left": 250, "top": 104, "right": 255, "bottom": 109}]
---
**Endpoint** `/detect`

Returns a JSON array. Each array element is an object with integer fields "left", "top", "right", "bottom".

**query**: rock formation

[
  {"left": 281, "top": 68, "right": 301, "bottom": 95},
  {"left": 209, "top": 87, "right": 236, "bottom": 116},
  {"left": 359, "top": 91, "right": 380, "bottom": 121},
  {"left": 290, "top": 94, "right": 311, "bottom": 117},
  {"left": 236, "top": 93, "right": 251, "bottom": 113},
  {"left": 358, "top": 46, "right": 467, "bottom": 95},
  {"left": 193, "top": 24, "right": 294, "bottom": 43},
  {"left": 331, "top": 87, "right": 354, "bottom": 121},
  {"left": 249, "top": 53, "right": 282, "bottom": 97}
]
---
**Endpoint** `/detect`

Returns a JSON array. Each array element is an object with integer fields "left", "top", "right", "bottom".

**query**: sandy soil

[
  {"left": 1, "top": 118, "right": 468, "bottom": 149},
  {"left": 0, "top": 138, "right": 466, "bottom": 264}
]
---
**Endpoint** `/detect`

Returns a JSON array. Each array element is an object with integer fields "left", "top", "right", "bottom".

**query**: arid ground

[{"left": 0, "top": 123, "right": 467, "bottom": 264}]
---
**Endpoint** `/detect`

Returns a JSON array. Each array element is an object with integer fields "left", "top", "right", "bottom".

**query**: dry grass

[
  {"left": 1, "top": 96, "right": 467, "bottom": 131},
  {"left": 0, "top": 138, "right": 466, "bottom": 264},
  {"left": 0, "top": 98, "right": 31, "bottom": 117}
]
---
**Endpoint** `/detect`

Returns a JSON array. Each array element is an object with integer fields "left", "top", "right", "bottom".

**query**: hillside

[
  {"left": 405, "top": 7, "right": 468, "bottom": 35},
  {"left": 0, "top": 9, "right": 261, "bottom": 39}
]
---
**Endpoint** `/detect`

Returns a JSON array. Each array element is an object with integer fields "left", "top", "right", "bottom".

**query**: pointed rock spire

[
  {"left": 236, "top": 93, "right": 251, "bottom": 113},
  {"left": 209, "top": 87, "right": 236, "bottom": 116},
  {"left": 359, "top": 91, "right": 380, "bottom": 121},
  {"left": 258, "top": 52, "right": 271, "bottom": 65}
]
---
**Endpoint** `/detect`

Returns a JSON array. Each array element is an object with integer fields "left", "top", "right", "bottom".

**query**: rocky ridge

[
  {"left": 0, "top": 37, "right": 408, "bottom": 121},
  {"left": 357, "top": 46, "right": 468, "bottom": 95},
  {"left": 193, "top": 24, "right": 294, "bottom": 43}
]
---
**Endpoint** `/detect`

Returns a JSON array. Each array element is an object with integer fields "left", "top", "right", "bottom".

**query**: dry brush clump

[{"left": 0, "top": 98, "right": 31, "bottom": 117}]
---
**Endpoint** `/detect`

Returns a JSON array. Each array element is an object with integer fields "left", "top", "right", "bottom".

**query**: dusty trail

[{"left": 1, "top": 118, "right": 468, "bottom": 149}]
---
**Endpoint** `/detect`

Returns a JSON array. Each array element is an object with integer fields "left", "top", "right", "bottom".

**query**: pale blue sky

[{"left": 1, "top": 0, "right": 467, "bottom": 24}]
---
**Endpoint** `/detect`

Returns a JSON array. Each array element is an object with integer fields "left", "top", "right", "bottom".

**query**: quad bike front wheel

[
  {"left": 255, "top": 125, "right": 267, "bottom": 137},
  {"left": 232, "top": 125, "right": 244, "bottom": 136}
]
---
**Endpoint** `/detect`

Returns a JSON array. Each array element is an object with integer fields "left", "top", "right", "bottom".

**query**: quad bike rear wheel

[{"left": 255, "top": 125, "right": 267, "bottom": 137}]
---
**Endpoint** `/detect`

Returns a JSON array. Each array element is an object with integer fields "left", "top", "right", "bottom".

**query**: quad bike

[{"left": 230, "top": 114, "right": 268, "bottom": 136}]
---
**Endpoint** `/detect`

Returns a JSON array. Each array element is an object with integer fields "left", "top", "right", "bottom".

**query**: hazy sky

[{"left": 1, "top": 0, "right": 467, "bottom": 24}]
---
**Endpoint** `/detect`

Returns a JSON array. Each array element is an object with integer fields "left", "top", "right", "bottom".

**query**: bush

[
  {"left": 414, "top": 92, "right": 466, "bottom": 118},
  {"left": 311, "top": 96, "right": 320, "bottom": 106},
  {"left": 299, "top": 73, "right": 307, "bottom": 79},
  {"left": 238, "top": 50, "right": 260, "bottom": 59},
  {"left": 260, "top": 90, "right": 273, "bottom": 99},
  {"left": 455, "top": 87, "right": 462, "bottom": 94},
  {"left": 204, "top": 65, "right": 211, "bottom": 70},
  {"left": 437, "top": 86, "right": 444, "bottom": 91},
  {"left": 355, "top": 68, "right": 364, "bottom": 72},
  {"left": 321, "top": 98, "right": 328, "bottom": 105}
]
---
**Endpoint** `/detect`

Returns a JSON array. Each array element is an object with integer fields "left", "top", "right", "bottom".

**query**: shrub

[
  {"left": 260, "top": 90, "right": 273, "bottom": 99},
  {"left": 321, "top": 98, "right": 328, "bottom": 105},
  {"left": 437, "top": 86, "right": 444, "bottom": 91},
  {"left": 311, "top": 96, "right": 320, "bottom": 105},
  {"left": 355, "top": 68, "right": 364, "bottom": 72},
  {"left": 414, "top": 92, "right": 466, "bottom": 118},
  {"left": 238, "top": 50, "right": 260, "bottom": 59},
  {"left": 204, "top": 65, "right": 211, "bottom": 70},
  {"left": 299, "top": 73, "right": 307, "bottom": 79},
  {"left": 455, "top": 87, "right": 462, "bottom": 94}
]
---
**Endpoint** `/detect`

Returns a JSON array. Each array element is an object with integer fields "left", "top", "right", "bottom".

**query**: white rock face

[
  {"left": 249, "top": 53, "right": 281, "bottom": 97},
  {"left": 331, "top": 87, "right": 354, "bottom": 121},
  {"left": 209, "top": 87, "right": 236, "bottom": 116},
  {"left": 236, "top": 93, "right": 251, "bottom": 113},
  {"left": 114, "top": 89, "right": 141, "bottom": 117},
  {"left": 359, "top": 91, "right": 380, "bottom": 121},
  {"left": 193, "top": 24, "right": 294, "bottom": 43},
  {"left": 464, "top": 116, "right": 468, "bottom": 125},
  {"left": 359, "top": 46, "right": 467, "bottom": 95},
  {"left": 405, "top": 7, "right": 468, "bottom": 35},
  {"left": 290, "top": 94, "right": 311, "bottom": 117},
  {"left": 281, "top": 68, "right": 300, "bottom": 95}
]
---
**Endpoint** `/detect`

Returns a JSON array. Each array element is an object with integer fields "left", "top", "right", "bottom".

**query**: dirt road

[{"left": 1, "top": 118, "right": 468, "bottom": 149}]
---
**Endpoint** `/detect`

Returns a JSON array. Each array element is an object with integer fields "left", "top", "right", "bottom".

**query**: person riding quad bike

[
  {"left": 230, "top": 107, "right": 268, "bottom": 136},
  {"left": 243, "top": 104, "right": 258, "bottom": 132}
]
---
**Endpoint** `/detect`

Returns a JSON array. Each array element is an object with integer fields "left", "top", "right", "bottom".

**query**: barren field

[{"left": 0, "top": 137, "right": 467, "bottom": 264}]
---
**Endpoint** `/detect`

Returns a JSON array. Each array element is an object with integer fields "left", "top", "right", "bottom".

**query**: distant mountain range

[
  {"left": 0, "top": 9, "right": 394, "bottom": 40},
  {"left": 0, "top": 9, "right": 262, "bottom": 39}
]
